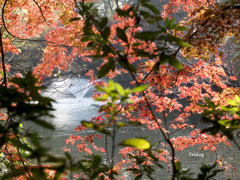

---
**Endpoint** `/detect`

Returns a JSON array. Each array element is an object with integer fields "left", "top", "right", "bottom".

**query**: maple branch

[
  {"left": 139, "top": 68, "right": 154, "bottom": 85},
  {"left": 5, "top": 144, "right": 14, "bottom": 165},
  {"left": 1, "top": 0, "right": 75, "bottom": 48},
  {"left": 74, "top": 0, "right": 86, "bottom": 21},
  {"left": 172, "top": 18, "right": 211, "bottom": 57},
  {"left": 169, "top": 69, "right": 182, "bottom": 86},
  {"left": 104, "top": 102, "right": 124, "bottom": 178},
  {"left": 129, "top": 71, "right": 176, "bottom": 180},
  {"left": 32, "top": 0, "right": 49, "bottom": 24},
  {"left": 2, "top": 0, "right": 13, "bottom": 38},
  {"left": 139, "top": 19, "right": 211, "bottom": 86},
  {"left": 17, "top": 143, "right": 32, "bottom": 178}
]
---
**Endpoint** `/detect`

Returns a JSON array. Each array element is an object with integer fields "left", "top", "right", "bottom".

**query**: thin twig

[
  {"left": 17, "top": 146, "right": 32, "bottom": 178},
  {"left": 32, "top": 0, "right": 49, "bottom": 24},
  {"left": 172, "top": 18, "right": 211, "bottom": 57},
  {"left": 0, "top": 30, "right": 7, "bottom": 87},
  {"left": 129, "top": 70, "right": 176, "bottom": 179}
]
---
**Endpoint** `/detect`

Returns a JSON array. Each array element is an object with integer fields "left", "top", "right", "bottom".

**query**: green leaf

[
  {"left": 131, "top": 42, "right": 142, "bottom": 47},
  {"left": 117, "top": 122, "right": 126, "bottom": 129},
  {"left": 108, "top": 79, "right": 115, "bottom": 91},
  {"left": 103, "top": 27, "right": 110, "bottom": 39},
  {"left": 95, "top": 86, "right": 105, "bottom": 92},
  {"left": 95, "top": 94, "right": 109, "bottom": 101},
  {"left": 167, "top": 55, "right": 183, "bottom": 69},
  {"left": 124, "top": 88, "right": 131, "bottom": 96},
  {"left": 81, "top": 121, "right": 111, "bottom": 135},
  {"left": 132, "top": 85, "right": 148, "bottom": 93},
  {"left": 116, "top": 27, "right": 128, "bottom": 43},
  {"left": 92, "top": 154, "right": 101, "bottom": 168},
  {"left": 69, "top": 17, "right": 81, "bottom": 22},
  {"left": 226, "top": 99, "right": 238, "bottom": 106},
  {"left": 146, "top": 149, "right": 158, "bottom": 161},
  {"left": 99, "top": 17, "right": 108, "bottom": 29},
  {"left": 1, "top": 168, "right": 26, "bottom": 179},
  {"left": 115, "top": 83, "right": 124, "bottom": 96},
  {"left": 81, "top": 121, "right": 93, "bottom": 129},
  {"left": 33, "top": 119, "right": 55, "bottom": 130},
  {"left": 134, "top": 31, "right": 159, "bottom": 42},
  {"left": 133, "top": 48, "right": 154, "bottom": 58},
  {"left": 97, "top": 59, "right": 115, "bottom": 78},
  {"left": 159, "top": 53, "right": 168, "bottom": 65},
  {"left": 153, "top": 61, "right": 160, "bottom": 72},
  {"left": 53, "top": 165, "right": 66, "bottom": 180},
  {"left": 116, "top": 8, "right": 130, "bottom": 17},
  {"left": 218, "top": 120, "right": 229, "bottom": 126},
  {"left": 205, "top": 98, "right": 217, "bottom": 108},
  {"left": 165, "top": 18, "right": 175, "bottom": 29},
  {"left": 8, "top": 138, "right": 31, "bottom": 151},
  {"left": 175, "top": 161, "right": 181, "bottom": 171},
  {"left": 235, "top": 95, "right": 240, "bottom": 103},
  {"left": 121, "top": 138, "right": 151, "bottom": 150},
  {"left": 173, "top": 37, "right": 192, "bottom": 47},
  {"left": 141, "top": 2, "right": 160, "bottom": 15},
  {"left": 28, "top": 132, "right": 41, "bottom": 146},
  {"left": 222, "top": 106, "right": 239, "bottom": 113},
  {"left": 118, "top": 60, "right": 136, "bottom": 73},
  {"left": 175, "top": 26, "right": 188, "bottom": 31},
  {"left": 154, "top": 161, "right": 164, "bottom": 169},
  {"left": 81, "top": 35, "right": 94, "bottom": 42}
]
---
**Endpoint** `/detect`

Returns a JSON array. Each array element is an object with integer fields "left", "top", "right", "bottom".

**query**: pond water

[{"left": 32, "top": 77, "right": 240, "bottom": 179}]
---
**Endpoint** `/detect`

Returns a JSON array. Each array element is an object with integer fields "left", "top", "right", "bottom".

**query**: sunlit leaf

[
  {"left": 95, "top": 94, "right": 109, "bottom": 101},
  {"left": 117, "top": 122, "right": 125, "bottom": 129},
  {"left": 115, "top": 83, "right": 124, "bottom": 96},
  {"left": 132, "top": 85, "right": 148, "bottom": 93},
  {"left": 81, "top": 121, "right": 111, "bottom": 135},
  {"left": 121, "top": 138, "right": 150, "bottom": 150},
  {"left": 108, "top": 80, "right": 115, "bottom": 91}
]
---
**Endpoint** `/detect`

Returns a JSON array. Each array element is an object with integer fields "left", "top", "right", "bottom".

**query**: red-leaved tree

[{"left": 0, "top": 0, "right": 240, "bottom": 179}]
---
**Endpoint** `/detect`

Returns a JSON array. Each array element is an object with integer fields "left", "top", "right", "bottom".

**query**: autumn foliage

[{"left": 0, "top": 0, "right": 240, "bottom": 179}]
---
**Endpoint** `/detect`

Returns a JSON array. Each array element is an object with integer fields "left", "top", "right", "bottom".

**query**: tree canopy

[{"left": 0, "top": 0, "right": 240, "bottom": 179}]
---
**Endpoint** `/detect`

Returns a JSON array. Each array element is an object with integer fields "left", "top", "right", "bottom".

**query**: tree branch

[
  {"left": 32, "top": 0, "right": 49, "bottom": 24},
  {"left": 1, "top": 0, "right": 76, "bottom": 48}
]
